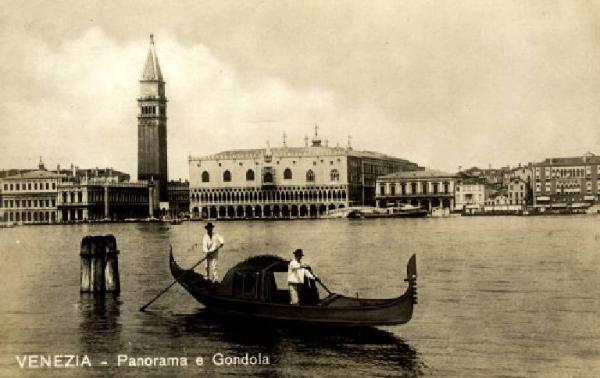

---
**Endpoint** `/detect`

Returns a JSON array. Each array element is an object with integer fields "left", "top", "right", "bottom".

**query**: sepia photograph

[{"left": 1, "top": 1, "right": 599, "bottom": 376}]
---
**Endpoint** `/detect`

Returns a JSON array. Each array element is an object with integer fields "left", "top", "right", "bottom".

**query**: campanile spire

[
  {"left": 142, "top": 34, "right": 163, "bottom": 81},
  {"left": 138, "top": 34, "right": 168, "bottom": 207}
]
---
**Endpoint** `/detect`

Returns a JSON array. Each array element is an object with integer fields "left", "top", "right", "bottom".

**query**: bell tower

[{"left": 138, "top": 34, "right": 168, "bottom": 204}]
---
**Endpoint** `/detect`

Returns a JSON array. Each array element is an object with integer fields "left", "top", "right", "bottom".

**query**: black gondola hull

[{"left": 169, "top": 252, "right": 417, "bottom": 326}]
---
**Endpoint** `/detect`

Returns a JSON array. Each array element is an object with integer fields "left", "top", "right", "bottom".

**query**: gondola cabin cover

[
  {"left": 214, "top": 255, "right": 319, "bottom": 305},
  {"left": 170, "top": 250, "right": 417, "bottom": 326}
]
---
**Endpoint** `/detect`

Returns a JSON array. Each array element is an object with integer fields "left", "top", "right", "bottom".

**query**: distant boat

[
  {"left": 347, "top": 205, "right": 427, "bottom": 219},
  {"left": 170, "top": 218, "right": 183, "bottom": 225},
  {"left": 430, "top": 207, "right": 450, "bottom": 218},
  {"left": 170, "top": 250, "right": 417, "bottom": 326},
  {"left": 323, "top": 207, "right": 355, "bottom": 218}
]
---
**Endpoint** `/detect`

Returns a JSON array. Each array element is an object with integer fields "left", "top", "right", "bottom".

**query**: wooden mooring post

[
  {"left": 80, "top": 234, "right": 120, "bottom": 294},
  {"left": 80, "top": 236, "right": 93, "bottom": 292},
  {"left": 104, "top": 234, "right": 120, "bottom": 293}
]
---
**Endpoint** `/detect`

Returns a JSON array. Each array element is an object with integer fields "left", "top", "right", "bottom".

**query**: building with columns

[
  {"left": 57, "top": 169, "right": 153, "bottom": 222},
  {"left": 375, "top": 169, "right": 457, "bottom": 211},
  {"left": 188, "top": 131, "right": 422, "bottom": 219},
  {"left": 168, "top": 179, "right": 190, "bottom": 218},
  {"left": 138, "top": 34, "right": 168, "bottom": 211},
  {"left": 0, "top": 161, "right": 63, "bottom": 224}
]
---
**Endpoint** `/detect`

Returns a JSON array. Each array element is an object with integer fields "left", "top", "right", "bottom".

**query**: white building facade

[
  {"left": 375, "top": 169, "right": 457, "bottom": 211},
  {"left": 454, "top": 182, "right": 490, "bottom": 212},
  {"left": 188, "top": 136, "right": 422, "bottom": 219},
  {"left": 0, "top": 166, "right": 63, "bottom": 224}
]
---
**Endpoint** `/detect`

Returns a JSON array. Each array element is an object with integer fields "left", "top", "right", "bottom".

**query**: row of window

[
  {"left": 456, "top": 185, "right": 484, "bottom": 192},
  {"left": 140, "top": 105, "right": 165, "bottom": 116},
  {"left": 456, "top": 194, "right": 484, "bottom": 202},
  {"left": 535, "top": 184, "right": 596, "bottom": 194},
  {"left": 536, "top": 181, "right": 600, "bottom": 189},
  {"left": 536, "top": 167, "right": 598, "bottom": 178},
  {"left": 62, "top": 192, "right": 84, "bottom": 203},
  {"left": 380, "top": 182, "right": 451, "bottom": 196},
  {"left": 3, "top": 199, "right": 55, "bottom": 208},
  {"left": 4, "top": 211, "right": 56, "bottom": 222},
  {"left": 59, "top": 191, "right": 148, "bottom": 204},
  {"left": 3, "top": 182, "right": 56, "bottom": 191},
  {"left": 201, "top": 169, "right": 340, "bottom": 183},
  {"left": 211, "top": 158, "right": 343, "bottom": 168},
  {"left": 141, "top": 105, "right": 156, "bottom": 115}
]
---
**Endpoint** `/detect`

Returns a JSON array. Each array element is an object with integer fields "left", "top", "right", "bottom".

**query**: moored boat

[
  {"left": 347, "top": 205, "right": 427, "bottom": 219},
  {"left": 170, "top": 250, "right": 417, "bottom": 326}
]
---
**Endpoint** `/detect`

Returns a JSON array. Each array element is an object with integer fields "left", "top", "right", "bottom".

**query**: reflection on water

[
  {"left": 148, "top": 309, "right": 423, "bottom": 376},
  {"left": 1, "top": 217, "right": 600, "bottom": 377},
  {"left": 79, "top": 293, "right": 122, "bottom": 351}
]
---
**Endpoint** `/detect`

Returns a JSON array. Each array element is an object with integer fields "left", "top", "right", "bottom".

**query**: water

[{"left": 0, "top": 217, "right": 599, "bottom": 377}]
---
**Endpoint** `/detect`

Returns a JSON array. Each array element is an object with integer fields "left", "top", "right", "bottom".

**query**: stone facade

[
  {"left": 532, "top": 152, "right": 600, "bottom": 210},
  {"left": 0, "top": 164, "right": 63, "bottom": 224},
  {"left": 507, "top": 178, "right": 528, "bottom": 206},
  {"left": 168, "top": 180, "right": 190, "bottom": 218},
  {"left": 57, "top": 176, "right": 153, "bottom": 222},
  {"left": 0, "top": 162, "right": 152, "bottom": 224},
  {"left": 138, "top": 34, "right": 168, "bottom": 205},
  {"left": 454, "top": 179, "right": 490, "bottom": 212},
  {"left": 375, "top": 169, "right": 457, "bottom": 211},
  {"left": 188, "top": 134, "right": 421, "bottom": 219}
]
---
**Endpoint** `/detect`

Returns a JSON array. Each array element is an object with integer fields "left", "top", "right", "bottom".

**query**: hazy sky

[{"left": 2, "top": 1, "right": 600, "bottom": 179}]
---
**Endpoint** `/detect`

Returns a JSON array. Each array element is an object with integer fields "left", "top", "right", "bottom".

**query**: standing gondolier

[
  {"left": 202, "top": 222, "right": 224, "bottom": 282},
  {"left": 288, "top": 249, "right": 316, "bottom": 305}
]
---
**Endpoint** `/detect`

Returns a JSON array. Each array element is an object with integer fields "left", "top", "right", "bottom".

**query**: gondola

[{"left": 169, "top": 250, "right": 417, "bottom": 326}]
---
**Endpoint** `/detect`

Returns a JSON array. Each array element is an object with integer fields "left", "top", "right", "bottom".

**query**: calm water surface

[{"left": 0, "top": 217, "right": 599, "bottom": 377}]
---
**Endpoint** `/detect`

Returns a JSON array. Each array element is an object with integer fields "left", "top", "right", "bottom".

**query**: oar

[
  {"left": 315, "top": 276, "right": 333, "bottom": 295},
  {"left": 139, "top": 250, "right": 207, "bottom": 312},
  {"left": 306, "top": 266, "right": 333, "bottom": 295}
]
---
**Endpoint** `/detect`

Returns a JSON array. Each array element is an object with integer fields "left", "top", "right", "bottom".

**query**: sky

[{"left": 1, "top": 0, "right": 600, "bottom": 179}]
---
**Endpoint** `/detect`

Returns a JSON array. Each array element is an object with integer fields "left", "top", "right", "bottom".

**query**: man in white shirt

[
  {"left": 287, "top": 249, "right": 316, "bottom": 305},
  {"left": 202, "top": 222, "right": 224, "bottom": 282}
]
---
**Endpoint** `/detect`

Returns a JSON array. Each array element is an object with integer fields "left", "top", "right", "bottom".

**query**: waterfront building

[
  {"left": 502, "top": 165, "right": 532, "bottom": 188},
  {"left": 188, "top": 131, "right": 422, "bottom": 219},
  {"left": 168, "top": 179, "right": 190, "bottom": 218},
  {"left": 57, "top": 168, "right": 153, "bottom": 222},
  {"left": 485, "top": 190, "right": 509, "bottom": 206},
  {"left": 138, "top": 34, "right": 168, "bottom": 208},
  {"left": 454, "top": 178, "right": 490, "bottom": 212},
  {"left": 531, "top": 152, "right": 600, "bottom": 210},
  {"left": 482, "top": 189, "right": 523, "bottom": 214},
  {"left": 0, "top": 161, "right": 64, "bottom": 224},
  {"left": 507, "top": 178, "right": 528, "bottom": 206},
  {"left": 375, "top": 169, "right": 457, "bottom": 211}
]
